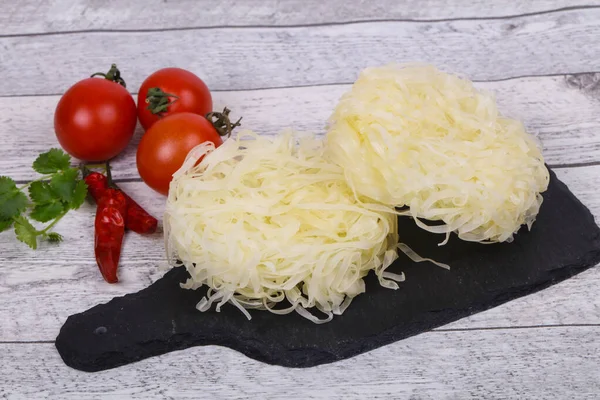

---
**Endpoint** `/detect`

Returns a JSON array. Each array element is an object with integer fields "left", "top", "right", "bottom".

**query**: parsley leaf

[
  {"left": 0, "top": 176, "right": 28, "bottom": 219},
  {"left": 29, "top": 181, "right": 60, "bottom": 204},
  {"left": 0, "top": 176, "right": 18, "bottom": 194},
  {"left": 69, "top": 180, "right": 88, "bottom": 210},
  {"left": 46, "top": 232, "right": 64, "bottom": 243},
  {"left": 3, "top": 149, "right": 89, "bottom": 249},
  {"left": 32, "top": 148, "right": 71, "bottom": 174},
  {"left": 0, "top": 218, "right": 13, "bottom": 232},
  {"left": 14, "top": 216, "right": 39, "bottom": 250},
  {"left": 30, "top": 202, "right": 65, "bottom": 223},
  {"left": 29, "top": 181, "right": 67, "bottom": 222},
  {"left": 50, "top": 168, "right": 79, "bottom": 203}
]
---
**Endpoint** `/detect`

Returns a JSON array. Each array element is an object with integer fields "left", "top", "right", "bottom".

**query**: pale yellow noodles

[
  {"left": 326, "top": 64, "right": 549, "bottom": 243},
  {"left": 164, "top": 132, "right": 402, "bottom": 323}
]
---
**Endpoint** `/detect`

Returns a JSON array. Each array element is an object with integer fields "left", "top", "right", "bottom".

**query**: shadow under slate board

[{"left": 56, "top": 169, "right": 600, "bottom": 372}]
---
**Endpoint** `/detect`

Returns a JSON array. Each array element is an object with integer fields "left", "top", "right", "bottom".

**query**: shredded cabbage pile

[
  {"left": 164, "top": 132, "right": 402, "bottom": 323},
  {"left": 326, "top": 64, "right": 550, "bottom": 243}
]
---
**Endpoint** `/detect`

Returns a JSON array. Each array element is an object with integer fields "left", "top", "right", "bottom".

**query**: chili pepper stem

[
  {"left": 105, "top": 161, "right": 115, "bottom": 187},
  {"left": 85, "top": 163, "right": 109, "bottom": 171},
  {"left": 104, "top": 162, "right": 122, "bottom": 191}
]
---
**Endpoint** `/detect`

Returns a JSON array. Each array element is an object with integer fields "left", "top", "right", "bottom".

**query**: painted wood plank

[
  {"left": 2, "top": 327, "right": 599, "bottom": 399},
  {"left": 0, "top": 1, "right": 593, "bottom": 35},
  {"left": 2, "top": 9, "right": 600, "bottom": 96},
  {"left": 2, "top": 74, "right": 600, "bottom": 181},
  {"left": 0, "top": 164, "right": 598, "bottom": 341}
]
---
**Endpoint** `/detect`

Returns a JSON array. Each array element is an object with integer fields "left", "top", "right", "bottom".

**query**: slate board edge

[
  {"left": 54, "top": 169, "right": 600, "bottom": 372},
  {"left": 55, "top": 240, "right": 600, "bottom": 373}
]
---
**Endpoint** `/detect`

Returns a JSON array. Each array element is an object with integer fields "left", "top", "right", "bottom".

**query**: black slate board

[{"left": 56, "top": 169, "right": 600, "bottom": 372}]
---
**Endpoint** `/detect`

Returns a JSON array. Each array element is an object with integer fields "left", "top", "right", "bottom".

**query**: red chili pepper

[
  {"left": 84, "top": 171, "right": 158, "bottom": 234},
  {"left": 94, "top": 189, "right": 127, "bottom": 283},
  {"left": 122, "top": 191, "right": 158, "bottom": 234},
  {"left": 85, "top": 171, "right": 109, "bottom": 200}
]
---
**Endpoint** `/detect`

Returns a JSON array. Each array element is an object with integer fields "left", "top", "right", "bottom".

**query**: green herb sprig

[{"left": 0, "top": 149, "right": 87, "bottom": 249}]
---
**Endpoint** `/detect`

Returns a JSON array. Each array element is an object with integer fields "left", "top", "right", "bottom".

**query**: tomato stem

[
  {"left": 145, "top": 87, "right": 179, "bottom": 117},
  {"left": 206, "top": 107, "right": 242, "bottom": 137},
  {"left": 91, "top": 64, "right": 127, "bottom": 88}
]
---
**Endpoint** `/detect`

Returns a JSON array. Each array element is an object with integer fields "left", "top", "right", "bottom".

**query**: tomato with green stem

[
  {"left": 54, "top": 64, "right": 137, "bottom": 162},
  {"left": 137, "top": 68, "right": 213, "bottom": 130},
  {"left": 136, "top": 110, "right": 241, "bottom": 195}
]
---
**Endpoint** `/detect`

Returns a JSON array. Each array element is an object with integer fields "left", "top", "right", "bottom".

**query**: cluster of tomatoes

[{"left": 54, "top": 65, "right": 234, "bottom": 195}]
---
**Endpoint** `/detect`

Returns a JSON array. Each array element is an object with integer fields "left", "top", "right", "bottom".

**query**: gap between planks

[
  {"left": 1, "top": 72, "right": 599, "bottom": 99},
  {"left": 1, "top": 4, "right": 600, "bottom": 39}
]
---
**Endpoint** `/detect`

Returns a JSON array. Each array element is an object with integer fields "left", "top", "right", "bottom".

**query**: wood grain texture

[
  {"left": 1, "top": 163, "right": 599, "bottom": 342},
  {"left": 2, "top": 327, "right": 600, "bottom": 399},
  {"left": 2, "top": 74, "right": 600, "bottom": 181},
  {"left": 3, "top": 8, "right": 600, "bottom": 96},
  {"left": 0, "top": 0, "right": 595, "bottom": 35}
]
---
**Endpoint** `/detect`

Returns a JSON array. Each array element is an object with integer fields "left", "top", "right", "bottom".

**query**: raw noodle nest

[
  {"left": 326, "top": 64, "right": 550, "bottom": 243},
  {"left": 164, "top": 132, "right": 402, "bottom": 323}
]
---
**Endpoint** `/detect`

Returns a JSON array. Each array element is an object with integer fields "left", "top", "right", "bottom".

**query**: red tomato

[
  {"left": 136, "top": 113, "right": 223, "bottom": 195},
  {"left": 137, "top": 68, "right": 213, "bottom": 131},
  {"left": 54, "top": 77, "right": 137, "bottom": 162}
]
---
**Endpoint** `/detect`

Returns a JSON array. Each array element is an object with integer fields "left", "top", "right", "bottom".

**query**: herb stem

[
  {"left": 39, "top": 211, "right": 68, "bottom": 235},
  {"left": 18, "top": 175, "right": 53, "bottom": 190}
]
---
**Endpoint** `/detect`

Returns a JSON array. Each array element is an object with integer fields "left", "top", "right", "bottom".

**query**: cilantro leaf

[
  {"left": 46, "top": 232, "right": 64, "bottom": 243},
  {"left": 0, "top": 191, "right": 28, "bottom": 219},
  {"left": 2, "top": 149, "right": 82, "bottom": 249},
  {"left": 32, "top": 148, "right": 71, "bottom": 174},
  {"left": 14, "top": 216, "right": 39, "bottom": 249},
  {"left": 30, "top": 202, "right": 65, "bottom": 222},
  {"left": 29, "top": 181, "right": 60, "bottom": 205},
  {"left": 50, "top": 168, "right": 79, "bottom": 203},
  {"left": 0, "top": 176, "right": 19, "bottom": 194},
  {"left": 0, "top": 218, "right": 13, "bottom": 232},
  {"left": 69, "top": 180, "right": 88, "bottom": 210},
  {"left": 0, "top": 176, "right": 28, "bottom": 219}
]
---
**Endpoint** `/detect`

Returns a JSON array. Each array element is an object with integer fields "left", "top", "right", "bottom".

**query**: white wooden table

[{"left": 1, "top": 1, "right": 600, "bottom": 398}]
